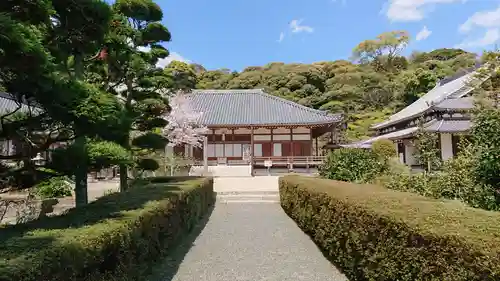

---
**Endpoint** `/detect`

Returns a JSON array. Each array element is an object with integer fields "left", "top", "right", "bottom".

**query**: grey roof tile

[
  {"left": 187, "top": 89, "right": 342, "bottom": 126},
  {"left": 434, "top": 97, "right": 474, "bottom": 110},
  {"left": 424, "top": 119, "right": 471, "bottom": 133},
  {"left": 0, "top": 93, "right": 35, "bottom": 114}
]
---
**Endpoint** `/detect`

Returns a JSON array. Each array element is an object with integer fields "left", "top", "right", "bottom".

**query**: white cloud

[
  {"left": 459, "top": 6, "right": 500, "bottom": 33},
  {"left": 289, "top": 19, "right": 314, "bottom": 33},
  {"left": 455, "top": 29, "right": 500, "bottom": 49},
  {"left": 384, "top": 0, "right": 465, "bottom": 22},
  {"left": 137, "top": 46, "right": 150, "bottom": 52},
  {"left": 157, "top": 52, "right": 191, "bottom": 68},
  {"left": 416, "top": 25, "right": 432, "bottom": 41},
  {"left": 138, "top": 47, "right": 191, "bottom": 68},
  {"left": 278, "top": 32, "right": 285, "bottom": 43}
]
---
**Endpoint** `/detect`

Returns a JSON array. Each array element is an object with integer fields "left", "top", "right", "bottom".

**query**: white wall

[
  {"left": 404, "top": 143, "right": 417, "bottom": 166},
  {"left": 440, "top": 133, "right": 454, "bottom": 161},
  {"left": 189, "top": 165, "right": 252, "bottom": 177}
]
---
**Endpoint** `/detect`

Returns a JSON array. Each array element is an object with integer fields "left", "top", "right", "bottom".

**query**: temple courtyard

[{"left": 146, "top": 176, "right": 348, "bottom": 281}]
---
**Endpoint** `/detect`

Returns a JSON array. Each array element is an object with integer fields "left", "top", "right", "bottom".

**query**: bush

[
  {"left": 280, "top": 175, "right": 500, "bottom": 281},
  {"left": 136, "top": 158, "right": 160, "bottom": 171},
  {"left": 379, "top": 141, "right": 500, "bottom": 211},
  {"left": 371, "top": 139, "right": 396, "bottom": 162},
  {"left": 319, "top": 148, "right": 384, "bottom": 183},
  {"left": 471, "top": 106, "right": 500, "bottom": 190},
  {"left": 33, "top": 176, "right": 73, "bottom": 199},
  {"left": 0, "top": 177, "right": 214, "bottom": 281}
]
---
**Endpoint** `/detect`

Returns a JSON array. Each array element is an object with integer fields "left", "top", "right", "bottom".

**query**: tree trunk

[
  {"left": 119, "top": 164, "right": 128, "bottom": 192},
  {"left": 73, "top": 53, "right": 88, "bottom": 207},
  {"left": 119, "top": 136, "right": 129, "bottom": 191},
  {"left": 74, "top": 134, "right": 88, "bottom": 207},
  {"left": 119, "top": 78, "right": 134, "bottom": 192}
]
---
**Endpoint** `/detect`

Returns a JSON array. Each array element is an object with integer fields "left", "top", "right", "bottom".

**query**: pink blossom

[{"left": 162, "top": 91, "right": 208, "bottom": 147}]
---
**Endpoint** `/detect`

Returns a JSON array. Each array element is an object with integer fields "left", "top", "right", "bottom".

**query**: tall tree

[
  {"left": 352, "top": 31, "right": 410, "bottom": 72},
  {"left": 163, "top": 61, "right": 197, "bottom": 90},
  {"left": 0, "top": 1, "right": 129, "bottom": 205},
  {"left": 470, "top": 52, "right": 500, "bottom": 195},
  {"left": 51, "top": 0, "right": 117, "bottom": 206},
  {"left": 96, "top": 0, "right": 172, "bottom": 191}
]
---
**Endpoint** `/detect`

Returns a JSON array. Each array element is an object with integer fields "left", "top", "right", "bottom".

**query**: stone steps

[{"left": 216, "top": 191, "right": 280, "bottom": 204}]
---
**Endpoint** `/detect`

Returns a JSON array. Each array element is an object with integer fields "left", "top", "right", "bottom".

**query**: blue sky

[{"left": 156, "top": 0, "right": 500, "bottom": 71}]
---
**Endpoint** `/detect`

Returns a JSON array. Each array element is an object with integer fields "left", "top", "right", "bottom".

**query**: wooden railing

[
  {"left": 192, "top": 156, "right": 327, "bottom": 167},
  {"left": 252, "top": 156, "right": 326, "bottom": 167}
]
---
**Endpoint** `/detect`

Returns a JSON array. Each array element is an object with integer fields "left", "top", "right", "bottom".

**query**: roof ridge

[{"left": 191, "top": 89, "right": 261, "bottom": 94}]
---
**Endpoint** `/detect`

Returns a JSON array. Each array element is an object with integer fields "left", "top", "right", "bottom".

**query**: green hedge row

[
  {"left": 0, "top": 177, "right": 214, "bottom": 281},
  {"left": 279, "top": 175, "right": 500, "bottom": 281}
]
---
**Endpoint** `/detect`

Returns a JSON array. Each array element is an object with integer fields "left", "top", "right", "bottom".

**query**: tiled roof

[
  {"left": 187, "top": 89, "right": 342, "bottom": 126},
  {"left": 343, "top": 118, "right": 472, "bottom": 148},
  {"left": 434, "top": 97, "right": 474, "bottom": 110},
  {"left": 424, "top": 119, "right": 472, "bottom": 133},
  {"left": 0, "top": 92, "right": 36, "bottom": 114},
  {"left": 372, "top": 68, "right": 486, "bottom": 130}
]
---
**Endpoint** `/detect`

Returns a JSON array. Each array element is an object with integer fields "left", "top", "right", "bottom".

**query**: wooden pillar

[
  {"left": 309, "top": 127, "right": 313, "bottom": 156},
  {"left": 250, "top": 126, "right": 254, "bottom": 176},
  {"left": 315, "top": 137, "right": 319, "bottom": 156},
  {"left": 289, "top": 128, "right": 294, "bottom": 171},
  {"left": 203, "top": 136, "right": 208, "bottom": 175}
]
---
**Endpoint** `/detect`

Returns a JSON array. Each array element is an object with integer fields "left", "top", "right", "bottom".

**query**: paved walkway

[
  {"left": 214, "top": 176, "right": 280, "bottom": 193},
  {"left": 149, "top": 176, "right": 348, "bottom": 281}
]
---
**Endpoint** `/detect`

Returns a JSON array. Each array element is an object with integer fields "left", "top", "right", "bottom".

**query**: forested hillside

[{"left": 166, "top": 31, "right": 479, "bottom": 141}]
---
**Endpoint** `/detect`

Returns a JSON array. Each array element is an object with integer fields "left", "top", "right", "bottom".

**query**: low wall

[{"left": 189, "top": 165, "right": 252, "bottom": 177}]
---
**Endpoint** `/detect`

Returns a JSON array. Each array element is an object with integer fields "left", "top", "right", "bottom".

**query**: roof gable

[
  {"left": 372, "top": 68, "right": 484, "bottom": 130},
  {"left": 187, "top": 89, "right": 342, "bottom": 126}
]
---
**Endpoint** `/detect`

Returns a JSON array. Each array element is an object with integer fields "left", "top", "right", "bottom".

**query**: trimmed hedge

[
  {"left": 279, "top": 175, "right": 500, "bottom": 281},
  {"left": 0, "top": 177, "right": 214, "bottom": 281}
]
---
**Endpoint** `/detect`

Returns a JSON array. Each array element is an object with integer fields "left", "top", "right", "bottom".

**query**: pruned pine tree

[{"left": 92, "top": 0, "right": 172, "bottom": 191}]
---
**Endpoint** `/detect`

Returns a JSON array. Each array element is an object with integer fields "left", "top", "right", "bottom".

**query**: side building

[
  {"left": 343, "top": 67, "right": 486, "bottom": 167},
  {"left": 172, "top": 89, "right": 344, "bottom": 170},
  {"left": 0, "top": 92, "right": 63, "bottom": 164}
]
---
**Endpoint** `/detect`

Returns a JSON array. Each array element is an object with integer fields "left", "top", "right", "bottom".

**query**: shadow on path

[{"left": 146, "top": 203, "right": 215, "bottom": 281}]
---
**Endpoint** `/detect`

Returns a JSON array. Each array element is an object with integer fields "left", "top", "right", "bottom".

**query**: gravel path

[{"left": 150, "top": 202, "right": 348, "bottom": 281}]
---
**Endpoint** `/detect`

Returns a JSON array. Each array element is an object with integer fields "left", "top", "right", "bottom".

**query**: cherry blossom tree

[
  {"left": 162, "top": 90, "right": 208, "bottom": 175},
  {"left": 163, "top": 90, "right": 208, "bottom": 147}
]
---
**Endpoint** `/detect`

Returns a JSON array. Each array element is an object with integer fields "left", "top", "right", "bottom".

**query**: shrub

[
  {"left": 382, "top": 171, "right": 437, "bottom": 197},
  {"left": 33, "top": 176, "right": 73, "bottom": 199},
  {"left": 371, "top": 139, "right": 396, "bottom": 162},
  {"left": 0, "top": 177, "right": 214, "bottom": 281},
  {"left": 319, "top": 148, "right": 384, "bottom": 183},
  {"left": 136, "top": 158, "right": 160, "bottom": 171},
  {"left": 379, "top": 140, "right": 500, "bottom": 211},
  {"left": 280, "top": 175, "right": 500, "bottom": 281}
]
